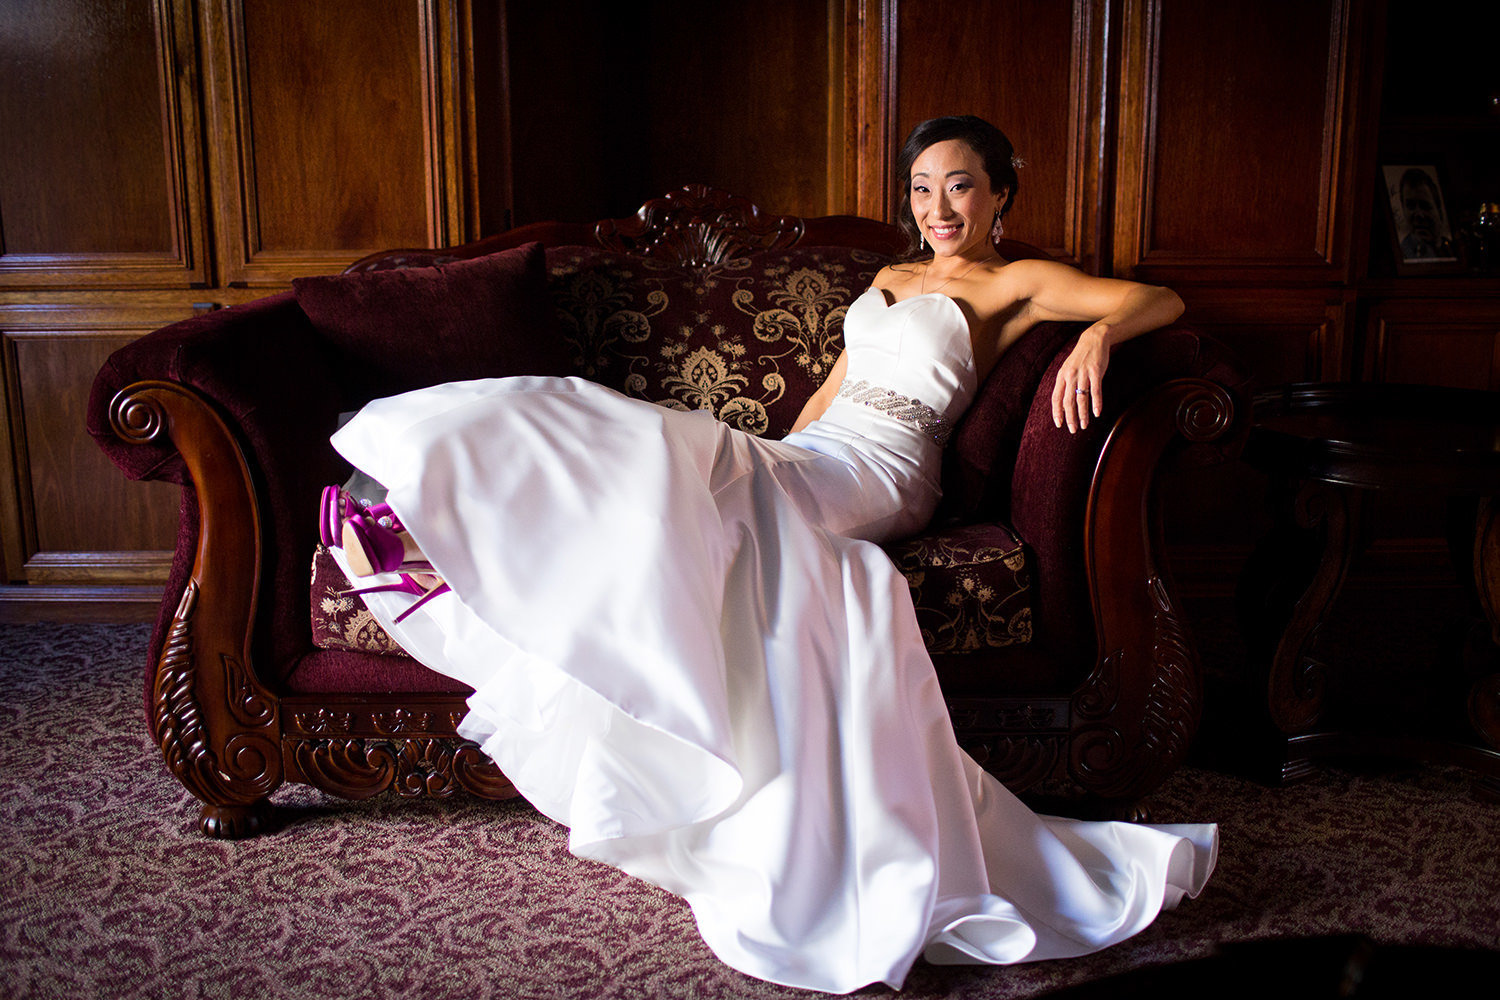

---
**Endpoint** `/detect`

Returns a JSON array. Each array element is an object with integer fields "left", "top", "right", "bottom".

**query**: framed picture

[{"left": 1381, "top": 164, "right": 1461, "bottom": 273}]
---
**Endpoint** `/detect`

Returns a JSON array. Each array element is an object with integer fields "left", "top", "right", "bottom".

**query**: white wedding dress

[{"left": 331, "top": 287, "right": 1216, "bottom": 993}]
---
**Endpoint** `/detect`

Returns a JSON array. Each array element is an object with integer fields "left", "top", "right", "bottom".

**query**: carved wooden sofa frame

[{"left": 91, "top": 186, "right": 1245, "bottom": 837}]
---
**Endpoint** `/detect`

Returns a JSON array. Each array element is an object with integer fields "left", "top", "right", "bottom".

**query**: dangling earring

[
  {"left": 990, "top": 211, "right": 1003, "bottom": 242},
  {"left": 920, "top": 233, "right": 926, "bottom": 252}
]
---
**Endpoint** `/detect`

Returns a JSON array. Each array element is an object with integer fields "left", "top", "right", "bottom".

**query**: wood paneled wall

[
  {"left": 505, "top": 0, "right": 843, "bottom": 225},
  {"left": 2, "top": 0, "right": 1494, "bottom": 615},
  {"left": 0, "top": 0, "right": 208, "bottom": 288},
  {"left": 202, "top": 0, "right": 477, "bottom": 285},
  {"left": 1115, "top": 0, "right": 1361, "bottom": 281},
  {"left": 889, "top": 0, "right": 1103, "bottom": 269},
  {"left": 0, "top": 0, "right": 485, "bottom": 612}
]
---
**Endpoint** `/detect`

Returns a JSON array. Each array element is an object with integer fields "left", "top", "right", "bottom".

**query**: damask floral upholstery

[
  {"left": 887, "top": 523, "right": 1031, "bottom": 655},
  {"left": 543, "top": 245, "right": 887, "bottom": 437},
  {"left": 309, "top": 244, "right": 1041, "bottom": 659},
  {"left": 310, "top": 544, "right": 405, "bottom": 657}
]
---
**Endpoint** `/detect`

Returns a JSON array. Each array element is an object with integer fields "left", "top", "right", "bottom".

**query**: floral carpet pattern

[{"left": 2, "top": 623, "right": 1497, "bottom": 999}]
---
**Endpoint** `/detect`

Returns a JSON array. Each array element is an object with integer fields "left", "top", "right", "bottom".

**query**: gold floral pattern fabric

[
  {"left": 310, "top": 544, "right": 402, "bottom": 655},
  {"left": 545, "top": 247, "right": 887, "bottom": 437},
  {"left": 888, "top": 523, "right": 1032, "bottom": 654}
]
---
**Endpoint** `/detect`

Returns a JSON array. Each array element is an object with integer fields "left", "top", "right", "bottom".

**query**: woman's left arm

[{"left": 1011, "top": 261, "right": 1184, "bottom": 433}]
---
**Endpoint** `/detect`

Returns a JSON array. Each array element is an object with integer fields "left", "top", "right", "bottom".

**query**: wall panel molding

[
  {"left": 204, "top": 0, "right": 475, "bottom": 286},
  {"left": 1113, "top": 0, "right": 1366, "bottom": 284},
  {"left": 841, "top": 0, "right": 889, "bottom": 219},
  {"left": 883, "top": 0, "right": 1101, "bottom": 266},
  {"left": 1364, "top": 297, "right": 1500, "bottom": 389},
  {"left": 0, "top": 304, "right": 192, "bottom": 582},
  {"left": 1176, "top": 287, "right": 1354, "bottom": 384},
  {"left": 0, "top": 0, "right": 210, "bottom": 289}
]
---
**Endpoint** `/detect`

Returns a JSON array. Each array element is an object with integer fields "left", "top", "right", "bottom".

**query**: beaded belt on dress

[{"left": 833, "top": 378, "right": 953, "bottom": 447}]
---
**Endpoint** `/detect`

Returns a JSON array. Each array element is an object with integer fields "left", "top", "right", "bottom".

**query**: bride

[{"left": 325, "top": 115, "right": 1216, "bottom": 993}]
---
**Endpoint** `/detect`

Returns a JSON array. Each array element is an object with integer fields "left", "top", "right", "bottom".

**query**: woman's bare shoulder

[
  {"left": 995, "top": 256, "right": 1078, "bottom": 283},
  {"left": 873, "top": 261, "right": 922, "bottom": 293}
]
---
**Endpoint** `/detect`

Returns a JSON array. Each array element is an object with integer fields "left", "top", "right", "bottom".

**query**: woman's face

[{"left": 908, "top": 139, "right": 1007, "bottom": 259}]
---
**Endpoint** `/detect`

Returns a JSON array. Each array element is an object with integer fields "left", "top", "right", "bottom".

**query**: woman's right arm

[{"left": 789, "top": 350, "right": 849, "bottom": 433}]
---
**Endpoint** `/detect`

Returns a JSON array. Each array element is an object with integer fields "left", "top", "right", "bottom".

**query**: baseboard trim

[{"left": 0, "top": 584, "right": 162, "bottom": 623}]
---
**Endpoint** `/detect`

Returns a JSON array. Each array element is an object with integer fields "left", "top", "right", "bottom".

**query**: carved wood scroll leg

[
  {"left": 1470, "top": 497, "right": 1500, "bottom": 748},
  {"left": 111, "top": 381, "right": 282, "bottom": 837},
  {"left": 1265, "top": 481, "right": 1359, "bottom": 734}
]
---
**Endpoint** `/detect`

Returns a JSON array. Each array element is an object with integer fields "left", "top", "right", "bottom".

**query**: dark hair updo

[{"left": 895, "top": 115, "right": 1020, "bottom": 258}]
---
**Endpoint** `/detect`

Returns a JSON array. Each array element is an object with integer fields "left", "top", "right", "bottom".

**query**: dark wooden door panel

[
  {"left": 1114, "top": 0, "right": 1367, "bottom": 284},
  {"left": 205, "top": 0, "right": 471, "bottom": 285},
  {"left": 1, "top": 312, "right": 185, "bottom": 583},
  {"left": 1366, "top": 300, "right": 1500, "bottom": 391},
  {"left": 643, "top": 1, "right": 836, "bottom": 220},
  {"left": 0, "top": 0, "right": 208, "bottom": 288},
  {"left": 1178, "top": 288, "right": 1351, "bottom": 386},
  {"left": 506, "top": 0, "right": 841, "bottom": 226},
  {"left": 239, "top": 0, "right": 427, "bottom": 253}
]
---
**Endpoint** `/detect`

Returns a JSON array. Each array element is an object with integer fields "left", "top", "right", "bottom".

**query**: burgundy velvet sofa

[{"left": 89, "top": 185, "right": 1248, "bottom": 838}]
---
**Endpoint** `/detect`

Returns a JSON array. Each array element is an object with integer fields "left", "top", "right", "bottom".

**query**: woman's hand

[
  {"left": 1051, "top": 324, "right": 1111, "bottom": 433},
  {"left": 1011, "top": 264, "right": 1182, "bottom": 435}
]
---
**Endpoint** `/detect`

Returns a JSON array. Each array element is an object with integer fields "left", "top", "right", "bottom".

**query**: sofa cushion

[
  {"left": 311, "top": 544, "right": 405, "bottom": 656},
  {"left": 289, "top": 648, "right": 472, "bottom": 695},
  {"left": 294, "top": 241, "right": 567, "bottom": 401},
  {"left": 888, "top": 522, "right": 1032, "bottom": 654},
  {"left": 544, "top": 245, "right": 890, "bottom": 438}
]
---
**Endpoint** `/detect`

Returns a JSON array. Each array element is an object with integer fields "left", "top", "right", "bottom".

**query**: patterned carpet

[{"left": 2, "top": 622, "right": 1498, "bottom": 999}]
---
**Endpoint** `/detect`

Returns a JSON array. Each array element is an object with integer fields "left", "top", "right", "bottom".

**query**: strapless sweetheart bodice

[
  {"left": 838, "top": 287, "right": 980, "bottom": 427},
  {"left": 781, "top": 287, "right": 980, "bottom": 499}
]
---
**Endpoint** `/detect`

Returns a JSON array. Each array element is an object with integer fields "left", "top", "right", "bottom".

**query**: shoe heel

[
  {"left": 320, "top": 486, "right": 354, "bottom": 547},
  {"left": 394, "top": 582, "right": 451, "bottom": 623},
  {"left": 396, "top": 581, "right": 447, "bottom": 620},
  {"left": 341, "top": 574, "right": 450, "bottom": 624}
]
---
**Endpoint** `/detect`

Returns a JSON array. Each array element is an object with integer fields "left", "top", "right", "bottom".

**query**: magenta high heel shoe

[
  {"left": 340, "top": 513, "right": 434, "bottom": 579},
  {"left": 342, "top": 574, "right": 451, "bottom": 624},
  {"left": 319, "top": 486, "right": 399, "bottom": 547}
]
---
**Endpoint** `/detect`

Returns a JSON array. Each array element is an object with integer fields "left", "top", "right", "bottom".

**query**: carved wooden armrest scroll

[
  {"left": 1070, "top": 378, "right": 1236, "bottom": 800},
  {"left": 110, "top": 380, "right": 282, "bottom": 837}
]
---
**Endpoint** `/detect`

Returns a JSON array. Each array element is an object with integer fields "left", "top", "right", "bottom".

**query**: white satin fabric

[{"left": 331, "top": 288, "right": 1216, "bottom": 993}]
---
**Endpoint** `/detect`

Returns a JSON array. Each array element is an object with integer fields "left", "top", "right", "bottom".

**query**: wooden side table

[{"left": 1236, "top": 382, "right": 1500, "bottom": 791}]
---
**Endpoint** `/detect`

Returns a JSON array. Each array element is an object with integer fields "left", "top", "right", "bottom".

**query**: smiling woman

[
  {"left": 897, "top": 115, "right": 1021, "bottom": 255},
  {"left": 793, "top": 115, "right": 1185, "bottom": 436}
]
